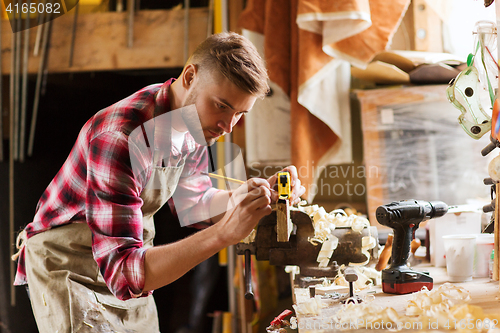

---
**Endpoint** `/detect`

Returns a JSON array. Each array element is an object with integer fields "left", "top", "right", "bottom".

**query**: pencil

[{"left": 202, "top": 172, "right": 245, "bottom": 184}]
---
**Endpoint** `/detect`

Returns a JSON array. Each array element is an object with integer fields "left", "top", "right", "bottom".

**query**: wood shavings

[
  {"left": 334, "top": 265, "right": 375, "bottom": 291},
  {"left": 317, "top": 236, "right": 339, "bottom": 267},
  {"left": 241, "top": 229, "right": 256, "bottom": 244},
  {"left": 292, "top": 295, "right": 324, "bottom": 316},
  {"left": 406, "top": 283, "right": 471, "bottom": 316},
  {"left": 83, "top": 321, "right": 94, "bottom": 328},
  {"left": 295, "top": 204, "right": 376, "bottom": 267},
  {"left": 334, "top": 283, "right": 500, "bottom": 332},
  {"left": 336, "top": 297, "right": 411, "bottom": 329}
]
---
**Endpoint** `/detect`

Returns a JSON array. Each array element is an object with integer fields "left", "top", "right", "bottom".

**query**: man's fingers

[
  {"left": 246, "top": 195, "right": 272, "bottom": 217},
  {"left": 246, "top": 178, "right": 271, "bottom": 191},
  {"left": 282, "top": 166, "right": 299, "bottom": 186},
  {"left": 233, "top": 185, "right": 270, "bottom": 207},
  {"left": 291, "top": 185, "right": 306, "bottom": 205},
  {"left": 247, "top": 185, "right": 271, "bottom": 200},
  {"left": 291, "top": 178, "right": 301, "bottom": 200}
]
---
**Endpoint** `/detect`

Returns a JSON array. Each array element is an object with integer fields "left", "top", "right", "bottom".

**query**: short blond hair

[{"left": 190, "top": 32, "right": 269, "bottom": 98}]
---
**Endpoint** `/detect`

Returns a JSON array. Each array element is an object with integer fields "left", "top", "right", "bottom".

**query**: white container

[
  {"left": 429, "top": 209, "right": 481, "bottom": 267},
  {"left": 443, "top": 234, "right": 476, "bottom": 282},
  {"left": 474, "top": 234, "right": 495, "bottom": 278}
]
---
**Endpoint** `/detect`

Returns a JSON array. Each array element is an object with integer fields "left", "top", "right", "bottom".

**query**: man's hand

[
  {"left": 217, "top": 178, "right": 272, "bottom": 245},
  {"left": 267, "top": 166, "right": 306, "bottom": 205}
]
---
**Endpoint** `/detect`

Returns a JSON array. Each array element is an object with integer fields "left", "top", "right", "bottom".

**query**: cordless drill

[{"left": 376, "top": 200, "right": 448, "bottom": 294}]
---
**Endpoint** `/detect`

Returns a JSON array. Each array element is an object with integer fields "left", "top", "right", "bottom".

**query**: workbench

[{"left": 293, "top": 265, "right": 500, "bottom": 332}]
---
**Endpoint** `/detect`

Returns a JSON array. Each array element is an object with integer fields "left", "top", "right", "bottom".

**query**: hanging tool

[
  {"left": 28, "top": 13, "right": 52, "bottom": 156},
  {"left": 33, "top": 0, "right": 46, "bottom": 56},
  {"left": 20, "top": 1, "right": 31, "bottom": 162},
  {"left": 127, "top": 0, "right": 135, "bottom": 48},
  {"left": 376, "top": 200, "right": 448, "bottom": 294},
  {"left": 14, "top": 1, "right": 22, "bottom": 160},
  {"left": 9, "top": 5, "right": 19, "bottom": 307},
  {"left": 69, "top": 1, "right": 79, "bottom": 68}
]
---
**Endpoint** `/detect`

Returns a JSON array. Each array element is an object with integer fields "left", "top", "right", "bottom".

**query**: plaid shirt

[{"left": 14, "top": 79, "right": 220, "bottom": 300}]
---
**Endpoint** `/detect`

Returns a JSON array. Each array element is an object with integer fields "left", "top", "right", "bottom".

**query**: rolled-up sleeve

[
  {"left": 171, "top": 146, "right": 222, "bottom": 227},
  {"left": 86, "top": 131, "right": 150, "bottom": 300}
]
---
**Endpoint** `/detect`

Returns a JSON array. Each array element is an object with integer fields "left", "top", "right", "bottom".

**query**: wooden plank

[{"left": 0, "top": 8, "right": 209, "bottom": 74}]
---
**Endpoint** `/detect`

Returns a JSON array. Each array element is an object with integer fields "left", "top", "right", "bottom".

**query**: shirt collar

[{"left": 154, "top": 78, "right": 196, "bottom": 156}]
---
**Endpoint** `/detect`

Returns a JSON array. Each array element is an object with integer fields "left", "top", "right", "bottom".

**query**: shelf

[{"left": 0, "top": 8, "right": 209, "bottom": 74}]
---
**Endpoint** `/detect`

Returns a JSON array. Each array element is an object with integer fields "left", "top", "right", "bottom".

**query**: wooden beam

[{"left": 1, "top": 8, "right": 209, "bottom": 74}]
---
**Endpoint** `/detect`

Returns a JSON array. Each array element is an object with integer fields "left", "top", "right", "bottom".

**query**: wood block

[{"left": 276, "top": 199, "right": 292, "bottom": 242}]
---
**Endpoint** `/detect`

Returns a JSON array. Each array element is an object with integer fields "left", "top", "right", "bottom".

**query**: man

[{"left": 12, "top": 32, "right": 305, "bottom": 332}]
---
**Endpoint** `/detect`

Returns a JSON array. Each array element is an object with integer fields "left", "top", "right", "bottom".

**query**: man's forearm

[
  {"left": 209, "top": 190, "right": 232, "bottom": 223},
  {"left": 142, "top": 221, "right": 229, "bottom": 292}
]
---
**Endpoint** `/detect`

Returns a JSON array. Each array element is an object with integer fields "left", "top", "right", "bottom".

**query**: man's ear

[{"left": 182, "top": 64, "right": 197, "bottom": 89}]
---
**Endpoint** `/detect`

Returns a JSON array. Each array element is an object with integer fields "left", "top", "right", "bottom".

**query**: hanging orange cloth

[{"left": 240, "top": 0, "right": 410, "bottom": 201}]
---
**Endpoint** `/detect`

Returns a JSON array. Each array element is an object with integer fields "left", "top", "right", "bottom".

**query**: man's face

[{"left": 182, "top": 71, "right": 257, "bottom": 146}]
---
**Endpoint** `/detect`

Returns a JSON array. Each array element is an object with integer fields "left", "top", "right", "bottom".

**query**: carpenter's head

[{"left": 177, "top": 32, "right": 269, "bottom": 145}]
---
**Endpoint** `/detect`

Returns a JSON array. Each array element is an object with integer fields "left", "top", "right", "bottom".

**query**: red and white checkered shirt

[{"left": 14, "top": 79, "right": 220, "bottom": 300}]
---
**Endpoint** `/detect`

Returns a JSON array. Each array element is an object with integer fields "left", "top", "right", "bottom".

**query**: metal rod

[
  {"left": 69, "top": 1, "right": 79, "bottom": 68},
  {"left": 127, "top": 0, "right": 134, "bottom": 48},
  {"left": 33, "top": 0, "right": 46, "bottom": 56},
  {"left": 244, "top": 249, "right": 253, "bottom": 300},
  {"left": 28, "top": 14, "right": 51, "bottom": 157},
  {"left": 184, "top": 0, "right": 190, "bottom": 63},
  {"left": 20, "top": 0, "right": 31, "bottom": 162}
]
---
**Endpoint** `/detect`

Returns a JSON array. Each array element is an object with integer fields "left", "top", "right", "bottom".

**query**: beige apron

[{"left": 24, "top": 158, "right": 186, "bottom": 333}]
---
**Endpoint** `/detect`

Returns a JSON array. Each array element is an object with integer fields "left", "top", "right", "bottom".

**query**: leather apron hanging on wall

[{"left": 24, "top": 155, "right": 187, "bottom": 333}]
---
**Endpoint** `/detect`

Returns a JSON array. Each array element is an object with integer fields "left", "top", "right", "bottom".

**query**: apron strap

[{"left": 11, "top": 229, "right": 27, "bottom": 261}]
